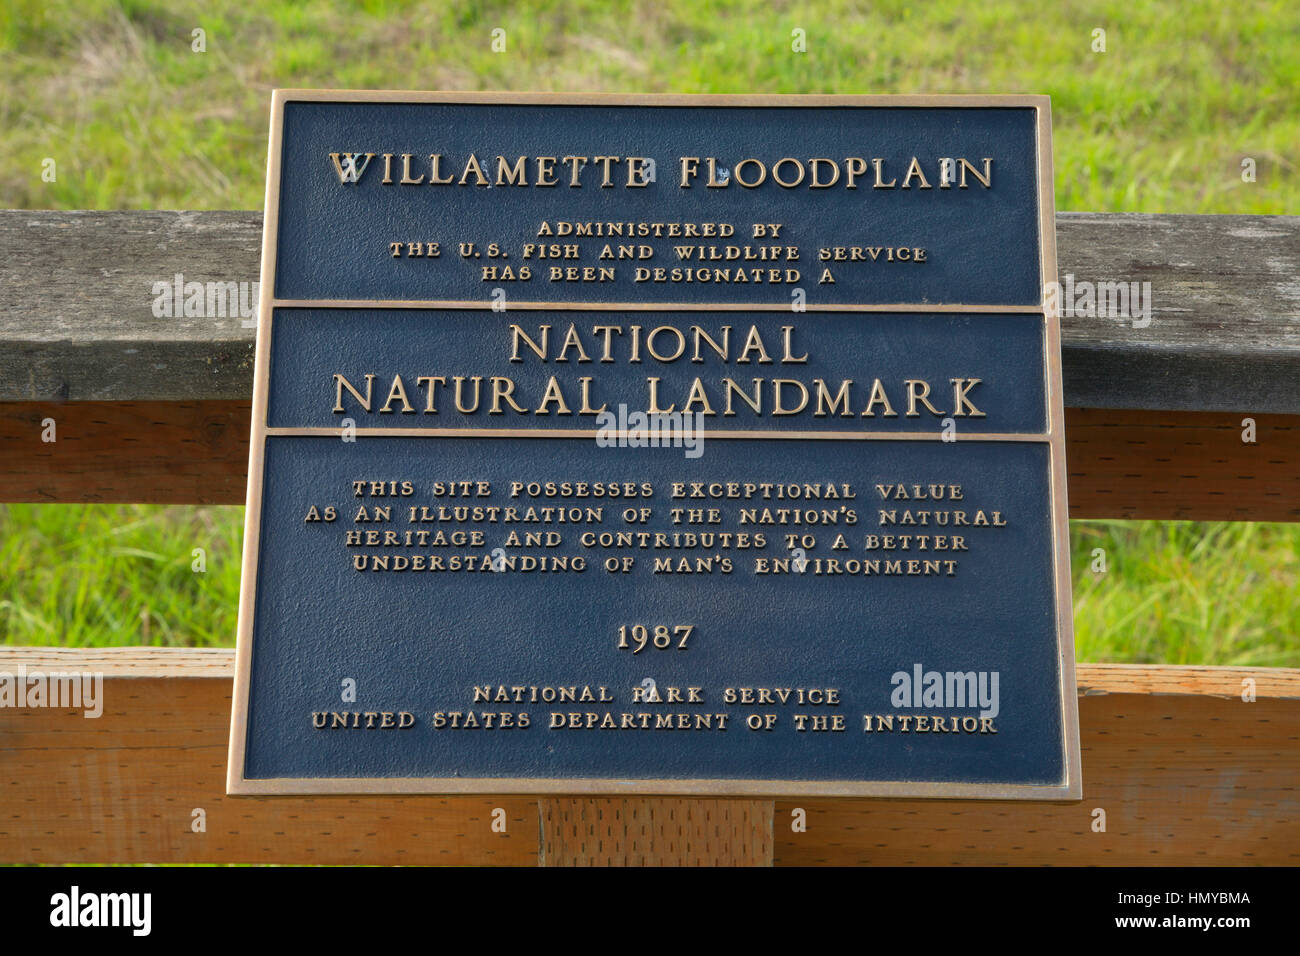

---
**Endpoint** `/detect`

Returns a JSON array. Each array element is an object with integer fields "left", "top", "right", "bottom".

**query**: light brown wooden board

[
  {"left": 3, "top": 401, "right": 1296, "bottom": 521},
  {"left": 0, "top": 649, "right": 537, "bottom": 866},
  {"left": 2, "top": 211, "right": 1296, "bottom": 412},
  {"left": 776, "top": 670, "right": 1300, "bottom": 866},
  {"left": 0, "top": 649, "right": 1294, "bottom": 865}
]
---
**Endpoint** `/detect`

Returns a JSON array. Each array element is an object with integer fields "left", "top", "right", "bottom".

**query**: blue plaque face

[{"left": 228, "top": 92, "right": 1081, "bottom": 799}]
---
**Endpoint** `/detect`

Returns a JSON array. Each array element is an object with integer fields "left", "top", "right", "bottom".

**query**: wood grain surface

[{"left": 0, "top": 649, "right": 1294, "bottom": 866}]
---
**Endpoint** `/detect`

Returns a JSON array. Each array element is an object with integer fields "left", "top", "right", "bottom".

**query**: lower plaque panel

[{"left": 239, "top": 435, "right": 1068, "bottom": 793}]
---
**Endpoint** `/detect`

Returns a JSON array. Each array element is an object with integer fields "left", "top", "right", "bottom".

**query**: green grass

[
  {"left": 0, "top": 504, "right": 241, "bottom": 647},
  {"left": 1, "top": 0, "right": 1296, "bottom": 212},
  {"left": 1, "top": 0, "right": 1297, "bottom": 664},
  {"left": 1070, "top": 521, "right": 1299, "bottom": 666}
]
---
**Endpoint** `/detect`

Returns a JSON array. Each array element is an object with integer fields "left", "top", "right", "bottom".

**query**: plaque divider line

[
  {"left": 269, "top": 299, "right": 1046, "bottom": 313},
  {"left": 262, "top": 428, "right": 1053, "bottom": 441}
]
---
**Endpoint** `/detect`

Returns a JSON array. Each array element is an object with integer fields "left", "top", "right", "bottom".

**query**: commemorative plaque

[{"left": 228, "top": 92, "right": 1081, "bottom": 798}]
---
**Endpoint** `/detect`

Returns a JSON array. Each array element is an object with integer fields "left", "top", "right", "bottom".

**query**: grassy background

[
  {"left": 0, "top": 0, "right": 1296, "bottom": 663},
  {"left": 2, "top": 0, "right": 1297, "bottom": 212}
]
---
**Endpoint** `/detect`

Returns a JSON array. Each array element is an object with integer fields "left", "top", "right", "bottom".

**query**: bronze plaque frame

[{"left": 228, "top": 91, "right": 1080, "bottom": 800}]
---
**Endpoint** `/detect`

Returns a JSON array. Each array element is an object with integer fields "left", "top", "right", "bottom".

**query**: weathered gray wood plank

[
  {"left": 0, "top": 211, "right": 259, "bottom": 402},
  {"left": 1056, "top": 213, "right": 1300, "bottom": 414},
  {"left": 1, "top": 211, "right": 1296, "bottom": 412}
]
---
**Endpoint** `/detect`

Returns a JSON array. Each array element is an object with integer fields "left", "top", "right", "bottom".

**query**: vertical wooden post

[{"left": 539, "top": 798, "right": 774, "bottom": 866}]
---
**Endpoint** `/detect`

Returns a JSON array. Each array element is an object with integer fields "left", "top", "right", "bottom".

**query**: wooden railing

[{"left": 0, "top": 210, "right": 1297, "bottom": 865}]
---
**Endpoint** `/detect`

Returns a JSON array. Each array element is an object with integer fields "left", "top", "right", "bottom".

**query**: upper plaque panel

[{"left": 272, "top": 101, "right": 1041, "bottom": 306}]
